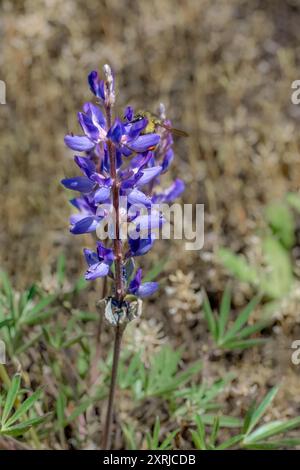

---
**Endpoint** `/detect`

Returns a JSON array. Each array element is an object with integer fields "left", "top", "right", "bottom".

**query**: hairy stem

[
  {"left": 102, "top": 323, "right": 126, "bottom": 449},
  {"left": 105, "top": 101, "right": 124, "bottom": 302},
  {"left": 102, "top": 70, "right": 126, "bottom": 450}
]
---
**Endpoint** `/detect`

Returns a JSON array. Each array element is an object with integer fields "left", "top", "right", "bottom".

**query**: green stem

[{"left": 102, "top": 323, "right": 126, "bottom": 449}]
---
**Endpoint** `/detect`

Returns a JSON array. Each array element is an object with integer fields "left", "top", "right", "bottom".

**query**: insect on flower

[{"left": 129, "top": 110, "right": 189, "bottom": 138}]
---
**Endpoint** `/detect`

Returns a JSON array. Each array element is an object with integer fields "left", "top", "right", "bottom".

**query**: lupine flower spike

[{"left": 61, "top": 65, "right": 184, "bottom": 449}]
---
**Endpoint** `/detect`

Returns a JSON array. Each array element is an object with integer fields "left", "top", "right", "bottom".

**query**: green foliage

[
  {"left": 218, "top": 197, "right": 298, "bottom": 300},
  {"left": 146, "top": 417, "right": 179, "bottom": 450},
  {"left": 0, "top": 373, "right": 45, "bottom": 437},
  {"left": 191, "top": 387, "right": 300, "bottom": 450},
  {"left": 191, "top": 415, "right": 243, "bottom": 450},
  {"left": 116, "top": 345, "right": 202, "bottom": 401},
  {"left": 265, "top": 202, "right": 295, "bottom": 249},
  {"left": 202, "top": 288, "right": 267, "bottom": 350}
]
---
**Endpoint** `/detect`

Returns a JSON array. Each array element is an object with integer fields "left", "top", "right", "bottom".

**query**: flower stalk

[{"left": 61, "top": 64, "right": 185, "bottom": 450}]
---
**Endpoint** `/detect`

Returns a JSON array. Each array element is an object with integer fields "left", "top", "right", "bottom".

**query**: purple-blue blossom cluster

[{"left": 61, "top": 67, "right": 184, "bottom": 301}]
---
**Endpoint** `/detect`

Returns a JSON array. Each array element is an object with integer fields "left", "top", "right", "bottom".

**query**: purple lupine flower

[
  {"left": 61, "top": 65, "right": 184, "bottom": 315},
  {"left": 84, "top": 242, "right": 114, "bottom": 280},
  {"left": 128, "top": 268, "right": 158, "bottom": 298}
]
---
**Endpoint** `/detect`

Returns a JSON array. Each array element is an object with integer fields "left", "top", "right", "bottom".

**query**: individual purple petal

[
  {"left": 128, "top": 268, "right": 142, "bottom": 293},
  {"left": 96, "top": 242, "right": 114, "bottom": 265},
  {"left": 74, "top": 156, "right": 96, "bottom": 177},
  {"left": 78, "top": 112, "right": 100, "bottom": 141},
  {"left": 94, "top": 186, "right": 111, "bottom": 203},
  {"left": 137, "top": 282, "right": 158, "bottom": 298},
  {"left": 128, "top": 234, "right": 155, "bottom": 256},
  {"left": 64, "top": 135, "right": 95, "bottom": 152},
  {"left": 61, "top": 176, "right": 94, "bottom": 193},
  {"left": 83, "top": 102, "right": 106, "bottom": 129},
  {"left": 126, "top": 118, "right": 148, "bottom": 139},
  {"left": 70, "top": 216, "right": 98, "bottom": 234},
  {"left": 107, "top": 119, "right": 124, "bottom": 144},
  {"left": 129, "top": 134, "right": 160, "bottom": 153},
  {"left": 85, "top": 262, "right": 110, "bottom": 280},
  {"left": 131, "top": 212, "right": 165, "bottom": 232},
  {"left": 162, "top": 178, "right": 185, "bottom": 202},
  {"left": 128, "top": 188, "right": 152, "bottom": 207},
  {"left": 124, "top": 106, "right": 134, "bottom": 121},
  {"left": 88, "top": 71, "right": 105, "bottom": 100},
  {"left": 83, "top": 248, "right": 99, "bottom": 266},
  {"left": 161, "top": 148, "right": 174, "bottom": 172},
  {"left": 136, "top": 166, "right": 162, "bottom": 186}
]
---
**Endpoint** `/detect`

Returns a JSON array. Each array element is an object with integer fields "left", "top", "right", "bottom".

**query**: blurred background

[{"left": 1, "top": 0, "right": 300, "bottom": 449}]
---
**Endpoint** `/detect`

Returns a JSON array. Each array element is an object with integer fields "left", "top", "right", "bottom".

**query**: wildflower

[
  {"left": 84, "top": 242, "right": 114, "bottom": 280},
  {"left": 61, "top": 65, "right": 184, "bottom": 304}
]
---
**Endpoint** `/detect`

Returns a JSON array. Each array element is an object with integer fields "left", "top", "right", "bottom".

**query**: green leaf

[
  {"left": 56, "top": 390, "right": 66, "bottom": 429},
  {"left": 201, "top": 414, "right": 242, "bottom": 428},
  {"left": 244, "top": 417, "right": 300, "bottom": 444},
  {"left": 222, "top": 296, "right": 261, "bottom": 343},
  {"left": 1, "top": 374, "right": 21, "bottom": 426},
  {"left": 245, "top": 386, "right": 279, "bottom": 435},
  {"left": 21, "top": 295, "right": 56, "bottom": 323},
  {"left": 218, "top": 248, "right": 258, "bottom": 284},
  {"left": 0, "top": 318, "right": 14, "bottom": 329},
  {"left": 209, "top": 416, "right": 220, "bottom": 447},
  {"left": 193, "top": 415, "right": 206, "bottom": 449},
  {"left": 22, "top": 309, "right": 56, "bottom": 326},
  {"left": 159, "top": 428, "right": 179, "bottom": 450},
  {"left": 5, "top": 389, "right": 42, "bottom": 428},
  {"left": 191, "top": 429, "right": 206, "bottom": 450},
  {"left": 64, "top": 395, "right": 104, "bottom": 427},
  {"left": 223, "top": 338, "right": 267, "bottom": 351},
  {"left": 244, "top": 438, "right": 300, "bottom": 449},
  {"left": 286, "top": 192, "right": 300, "bottom": 213},
  {"left": 202, "top": 291, "right": 217, "bottom": 340},
  {"left": 2, "top": 415, "right": 45, "bottom": 437},
  {"left": 122, "top": 423, "right": 137, "bottom": 450},
  {"left": 261, "top": 237, "right": 293, "bottom": 299},
  {"left": 217, "top": 285, "right": 231, "bottom": 341},
  {"left": 265, "top": 202, "right": 295, "bottom": 249},
  {"left": 216, "top": 434, "right": 243, "bottom": 450}
]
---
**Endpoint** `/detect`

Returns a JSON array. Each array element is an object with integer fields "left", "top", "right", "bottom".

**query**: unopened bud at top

[{"left": 103, "top": 64, "right": 115, "bottom": 107}]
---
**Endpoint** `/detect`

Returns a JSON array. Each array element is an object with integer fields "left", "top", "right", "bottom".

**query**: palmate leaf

[
  {"left": 221, "top": 295, "right": 261, "bottom": 344},
  {"left": 2, "top": 415, "right": 45, "bottom": 437},
  {"left": 4, "top": 389, "right": 42, "bottom": 428},
  {"left": 202, "top": 288, "right": 265, "bottom": 351},
  {"left": 1, "top": 374, "right": 21, "bottom": 426}
]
